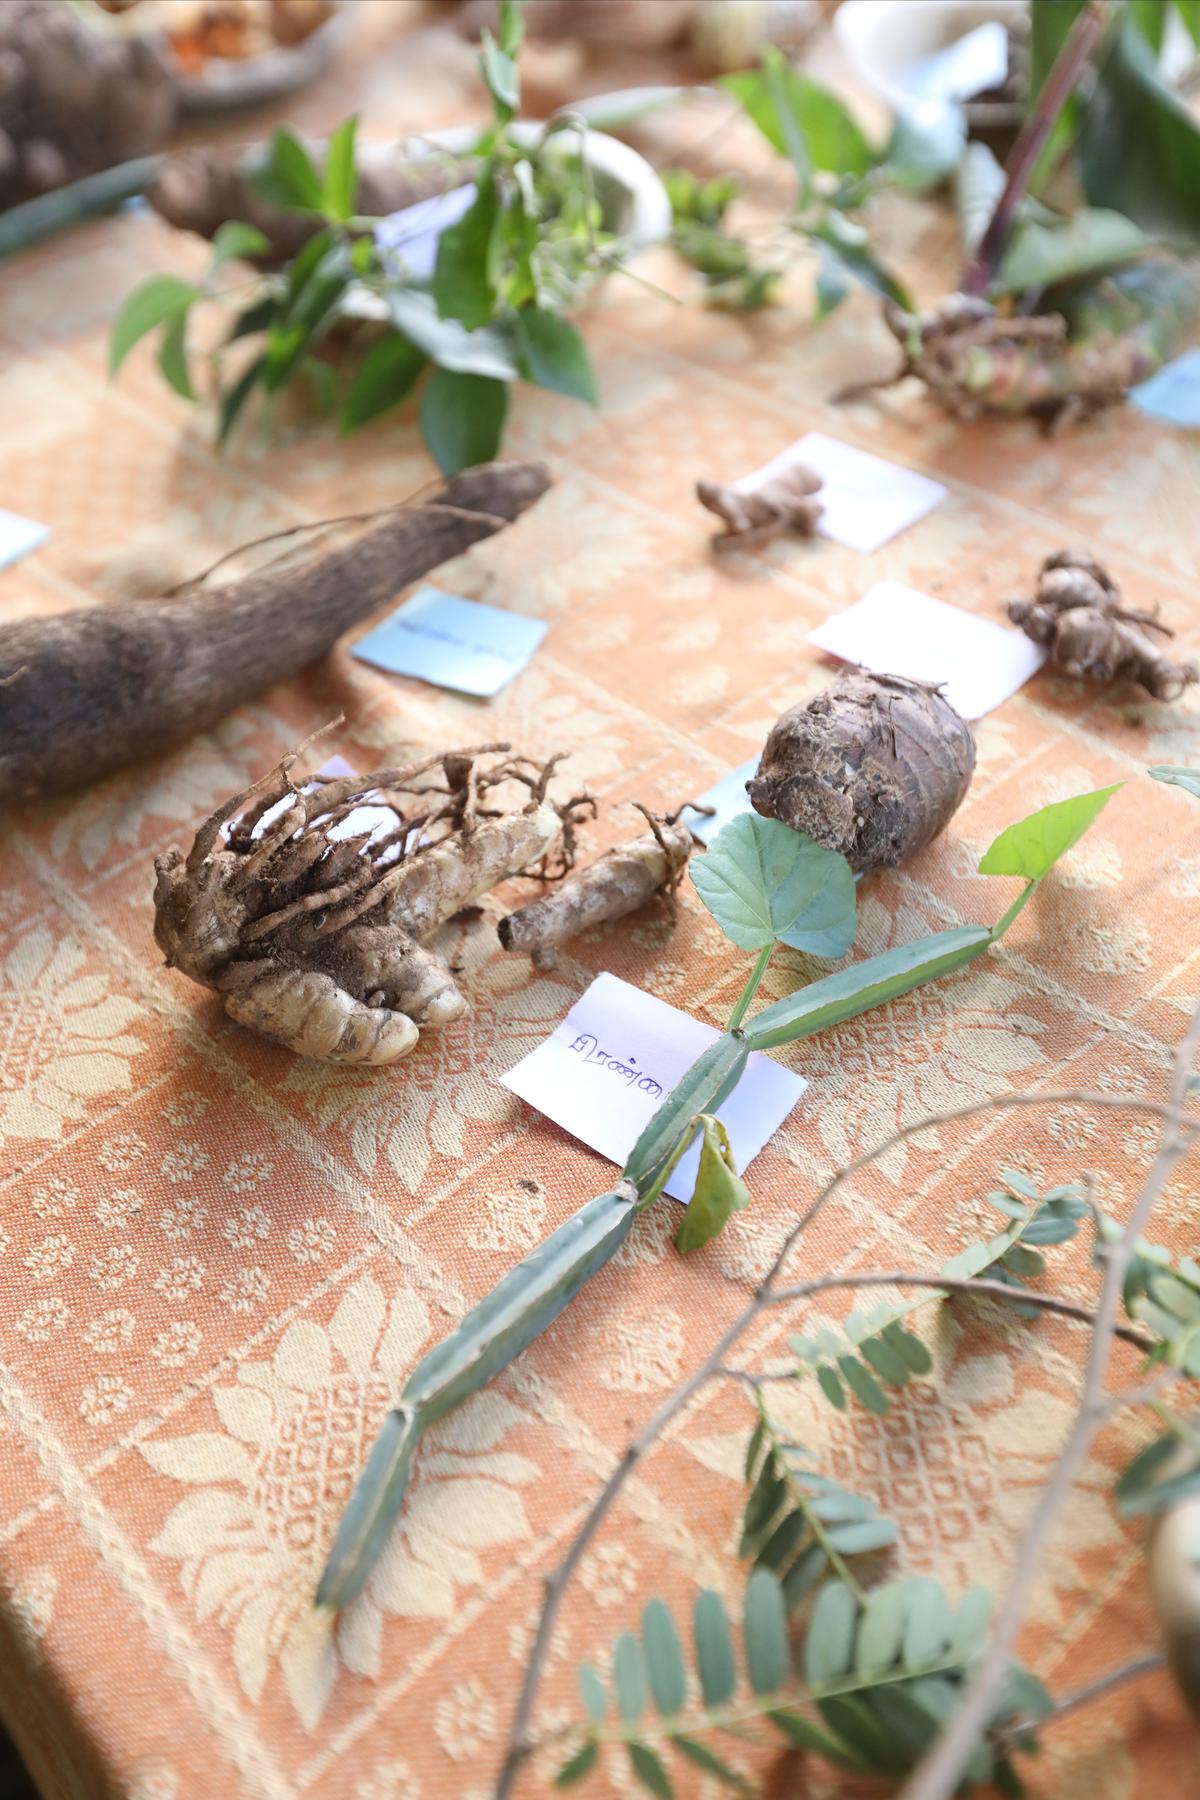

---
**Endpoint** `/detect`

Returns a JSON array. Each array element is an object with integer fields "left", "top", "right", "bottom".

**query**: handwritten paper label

[
  {"left": 1130, "top": 349, "right": 1200, "bottom": 428},
  {"left": 352, "top": 586, "right": 548, "bottom": 698},
  {"left": 374, "top": 184, "right": 476, "bottom": 281},
  {"left": 501, "top": 972, "right": 807, "bottom": 1202},
  {"left": 0, "top": 509, "right": 49, "bottom": 571},
  {"left": 689, "top": 759, "right": 760, "bottom": 846},
  {"left": 808, "top": 580, "right": 1044, "bottom": 719},
  {"left": 740, "top": 433, "right": 947, "bottom": 554},
  {"left": 905, "top": 21, "right": 1008, "bottom": 104}
]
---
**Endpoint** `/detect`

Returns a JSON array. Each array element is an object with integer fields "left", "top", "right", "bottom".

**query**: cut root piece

[
  {"left": 696, "top": 463, "right": 823, "bottom": 550},
  {"left": 220, "top": 962, "right": 421, "bottom": 1066},
  {"left": 747, "top": 673, "right": 976, "bottom": 874},
  {"left": 499, "top": 809, "right": 694, "bottom": 969},
  {"left": 1008, "top": 548, "right": 1198, "bottom": 701}
]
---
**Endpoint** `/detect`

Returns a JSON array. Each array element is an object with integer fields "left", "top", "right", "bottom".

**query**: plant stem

[
  {"left": 727, "top": 943, "right": 774, "bottom": 1033},
  {"left": 0, "top": 156, "right": 160, "bottom": 260},
  {"left": 960, "top": 0, "right": 1110, "bottom": 296}
]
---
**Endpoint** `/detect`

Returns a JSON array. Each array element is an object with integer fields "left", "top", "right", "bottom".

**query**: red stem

[{"left": 960, "top": 0, "right": 1109, "bottom": 297}]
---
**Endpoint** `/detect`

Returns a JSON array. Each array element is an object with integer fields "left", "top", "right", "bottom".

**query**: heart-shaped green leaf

[
  {"left": 691, "top": 813, "right": 856, "bottom": 957},
  {"left": 978, "top": 785, "right": 1121, "bottom": 881}
]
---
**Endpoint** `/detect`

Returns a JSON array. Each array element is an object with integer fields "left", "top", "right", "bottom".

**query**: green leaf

[
  {"left": 978, "top": 785, "right": 1121, "bottom": 881},
  {"left": 782, "top": 1544, "right": 829, "bottom": 1610},
  {"left": 248, "top": 128, "right": 324, "bottom": 212},
  {"left": 642, "top": 1600, "right": 687, "bottom": 1716},
  {"left": 387, "top": 289, "right": 519, "bottom": 381},
  {"left": 1130, "top": 0, "right": 1167, "bottom": 54},
  {"left": 744, "top": 1417, "right": 766, "bottom": 1483},
  {"left": 433, "top": 177, "right": 499, "bottom": 329},
  {"left": 994, "top": 208, "right": 1152, "bottom": 297},
  {"left": 950, "top": 1587, "right": 992, "bottom": 1657},
  {"left": 859, "top": 1332, "right": 913, "bottom": 1388},
  {"left": 901, "top": 1577, "right": 950, "bottom": 1668},
  {"left": 816, "top": 1364, "right": 846, "bottom": 1409},
  {"left": 838, "top": 1356, "right": 889, "bottom": 1416},
  {"left": 883, "top": 1323, "right": 932, "bottom": 1374},
  {"left": 757, "top": 1508, "right": 809, "bottom": 1572},
  {"left": 676, "top": 1115, "right": 750, "bottom": 1254},
  {"left": 628, "top": 1743, "right": 673, "bottom": 1800},
  {"left": 624, "top": 1033, "right": 748, "bottom": 1200},
  {"left": 210, "top": 221, "right": 270, "bottom": 268},
  {"left": 322, "top": 116, "right": 358, "bottom": 223},
  {"left": 313, "top": 1407, "right": 418, "bottom": 1611},
  {"left": 694, "top": 1589, "right": 737, "bottom": 1707},
  {"left": 1151, "top": 765, "right": 1200, "bottom": 800},
  {"left": 555, "top": 1742, "right": 599, "bottom": 1787},
  {"left": 823, "top": 1518, "right": 899, "bottom": 1554},
  {"left": 481, "top": 30, "right": 520, "bottom": 114},
  {"left": 1031, "top": 0, "right": 1086, "bottom": 97},
  {"left": 740, "top": 1456, "right": 786, "bottom": 1555},
  {"left": 341, "top": 334, "right": 426, "bottom": 432},
  {"left": 691, "top": 814, "right": 857, "bottom": 958},
  {"left": 1080, "top": 20, "right": 1200, "bottom": 239},
  {"left": 815, "top": 255, "right": 850, "bottom": 321},
  {"left": 420, "top": 367, "right": 509, "bottom": 474},
  {"left": 805, "top": 1581, "right": 858, "bottom": 1688},
  {"left": 1177, "top": 0, "right": 1200, "bottom": 46},
  {"left": 156, "top": 311, "right": 194, "bottom": 400},
  {"left": 227, "top": 295, "right": 277, "bottom": 342},
  {"left": 672, "top": 1735, "right": 748, "bottom": 1790},
  {"left": 216, "top": 354, "right": 265, "bottom": 446},
  {"left": 744, "top": 1569, "right": 790, "bottom": 1694},
  {"left": 856, "top": 1582, "right": 907, "bottom": 1679},
  {"left": 515, "top": 308, "right": 598, "bottom": 404},
  {"left": 743, "top": 925, "right": 990, "bottom": 1051},
  {"left": 769, "top": 1707, "right": 857, "bottom": 1762},
  {"left": 613, "top": 1632, "right": 648, "bottom": 1724},
  {"left": 110, "top": 275, "right": 199, "bottom": 376},
  {"left": 723, "top": 51, "right": 872, "bottom": 177},
  {"left": 578, "top": 1662, "right": 607, "bottom": 1722},
  {"left": 811, "top": 214, "right": 912, "bottom": 309}
]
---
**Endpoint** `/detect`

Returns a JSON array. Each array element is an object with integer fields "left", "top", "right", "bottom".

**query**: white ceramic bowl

[{"left": 835, "top": 0, "right": 1027, "bottom": 117}]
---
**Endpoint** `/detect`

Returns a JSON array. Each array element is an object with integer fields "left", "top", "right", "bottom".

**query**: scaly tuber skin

[
  {"left": 150, "top": 143, "right": 466, "bottom": 266},
  {"left": 154, "top": 743, "right": 574, "bottom": 1064},
  {"left": 1009, "top": 548, "right": 1199, "bottom": 701},
  {"left": 0, "top": 461, "right": 551, "bottom": 803},
  {"left": 696, "top": 464, "right": 823, "bottom": 551},
  {"left": 748, "top": 672, "right": 976, "bottom": 874},
  {"left": 499, "top": 809, "right": 694, "bottom": 969}
]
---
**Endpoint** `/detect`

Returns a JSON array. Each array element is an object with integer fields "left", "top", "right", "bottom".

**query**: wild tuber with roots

[
  {"left": 1009, "top": 548, "right": 1198, "bottom": 701},
  {"left": 748, "top": 672, "right": 976, "bottom": 874},
  {"left": 499, "top": 805, "right": 694, "bottom": 969},
  {"left": 0, "top": 461, "right": 550, "bottom": 803},
  {"left": 154, "top": 742, "right": 582, "bottom": 1064}
]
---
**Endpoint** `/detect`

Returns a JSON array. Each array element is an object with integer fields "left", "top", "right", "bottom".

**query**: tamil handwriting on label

[
  {"left": 568, "top": 1032, "right": 663, "bottom": 1098},
  {"left": 501, "top": 972, "right": 806, "bottom": 1203},
  {"left": 351, "top": 585, "right": 548, "bottom": 698},
  {"left": 738, "top": 432, "right": 946, "bottom": 555},
  {"left": 808, "top": 579, "right": 1045, "bottom": 720}
]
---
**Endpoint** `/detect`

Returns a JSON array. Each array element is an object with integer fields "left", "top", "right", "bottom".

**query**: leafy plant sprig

[
  {"left": 110, "top": 2, "right": 613, "bottom": 470},
  {"left": 316, "top": 784, "right": 1118, "bottom": 1617}
]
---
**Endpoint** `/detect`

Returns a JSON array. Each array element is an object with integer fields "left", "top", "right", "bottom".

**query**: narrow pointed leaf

[
  {"left": 757, "top": 1508, "right": 808, "bottom": 1572},
  {"left": 883, "top": 1323, "right": 932, "bottom": 1373},
  {"left": 672, "top": 1735, "right": 748, "bottom": 1790},
  {"left": 110, "top": 275, "right": 198, "bottom": 375},
  {"left": 816, "top": 1364, "right": 846, "bottom": 1409},
  {"left": 322, "top": 115, "right": 358, "bottom": 222},
  {"left": 782, "top": 1543, "right": 828, "bottom": 1610},
  {"left": 556, "top": 1742, "right": 599, "bottom": 1787},
  {"left": 342, "top": 334, "right": 426, "bottom": 431},
  {"left": 628, "top": 1742, "right": 673, "bottom": 1799},
  {"left": 248, "top": 128, "right": 324, "bottom": 212},
  {"left": 979, "top": 786, "right": 1121, "bottom": 881}
]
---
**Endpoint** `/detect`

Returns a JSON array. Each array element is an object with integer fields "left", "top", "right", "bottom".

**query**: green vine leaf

[
  {"left": 515, "top": 307, "right": 598, "bottom": 403},
  {"left": 691, "top": 813, "right": 856, "bottom": 957},
  {"left": 675, "top": 1115, "right": 749, "bottom": 1254},
  {"left": 110, "top": 275, "right": 199, "bottom": 376},
  {"left": 420, "top": 366, "right": 509, "bottom": 474},
  {"left": 341, "top": 335, "right": 426, "bottom": 432},
  {"left": 322, "top": 115, "right": 358, "bottom": 224},
  {"left": 209, "top": 220, "right": 271, "bottom": 269},
  {"left": 723, "top": 49, "right": 872, "bottom": 178},
  {"left": 978, "top": 784, "right": 1122, "bottom": 881},
  {"left": 433, "top": 177, "right": 500, "bottom": 330},
  {"left": 248, "top": 127, "right": 324, "bottom": 213}
]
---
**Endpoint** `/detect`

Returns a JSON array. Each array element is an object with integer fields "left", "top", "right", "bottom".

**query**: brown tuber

[
  {"left": 499, "top": 807, "right": 694, "bottom": 969},
  {"left": 748, "top": 672, "right": 976, "bottom": 873},
  {"left": 1008, "top": 548, "right": 1198, "bottom": 701},
  {"left": 696, "top": 464, "right": 823, "bottom": 551},
  {"left": 155, "top": 743, "right": 579, "bottom": 1064},
  {"left": 0, "top": 461, "right": 551, "bottom": 804}
]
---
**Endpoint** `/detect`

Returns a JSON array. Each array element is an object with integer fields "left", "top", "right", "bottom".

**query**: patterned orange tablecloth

[{"left": 4, "top": 11, "right": 1200, "bottom": 1800}]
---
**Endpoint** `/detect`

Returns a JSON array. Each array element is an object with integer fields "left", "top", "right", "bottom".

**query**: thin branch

[
  {"left": 998, "top": 1651, "right": 1168, "bottom": 1748},
  {"left": 899, "top": 1004, "right": 1200, "bottom": 1800},
  {"left": 960, "top": 0, "right": 1110, "bottom": 296},
  {"left": 495, "top": 1079, "right": 1199, "bottom": 1796}
]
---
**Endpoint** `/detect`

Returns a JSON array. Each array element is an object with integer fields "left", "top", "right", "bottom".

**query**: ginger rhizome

[
  {"left": 696, "top": 463, "right": 823, "bottom": 550},
  {"left": 748, "top": 672, "right": 976, "bottom": 874},
  {"left": 1009, "top": 549, "right": 1199, "bottom": 701},
  {"left": 154, "top": 744, "right": 578, "bottom": 1065}
]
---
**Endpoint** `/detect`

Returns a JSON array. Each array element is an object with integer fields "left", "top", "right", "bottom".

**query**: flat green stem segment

[
  {"left": 623, "top": 1033, "right": 750, "bottom": 1200},
  {"left": 727, "top": 943, "right": 774, "bottom": 1033},
  {"left": 316, "top": 1406, "right": 418, "bottom": 1609},
  {"left": 743, "top": 926, "right": 992, "bottom": 1051}
]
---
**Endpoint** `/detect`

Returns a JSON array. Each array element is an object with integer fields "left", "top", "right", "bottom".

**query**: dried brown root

[
  {"left": 1008, "top": 548, "right": 1199, "bottom": 701},
  {"left": 696, "top": 464, "right": 823, "bottom": 551},
  {"left": 498, "top": 808, "right": 694, "bottom": 970},
  {"left": 154, "top": 743, "right": 576, "bottom": 1063},
  {"left": 747, "top": 672, "right": 976, "bottom": 874}
]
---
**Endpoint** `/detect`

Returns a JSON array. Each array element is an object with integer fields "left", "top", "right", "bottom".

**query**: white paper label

[
  {"left": 739, "top": 433, "right": 947, "bottom": 555},
  {"left": 807, "top": 580, "right": 1045, "bottom": 720},
  {"left": 905, "top": 21, "right": 1009, "bottom": 104},
  {"left": 352, "top": 586, "right": 548, "bottom": 698},
  {"left": 0, "top": 509, "right": 50, "bottom": 571},
  {"left": 374, "top": 183, "right": 477, "bottom": 281},
  {"left": 501, "top": 972, "right": 807, "bottom": 1202}
]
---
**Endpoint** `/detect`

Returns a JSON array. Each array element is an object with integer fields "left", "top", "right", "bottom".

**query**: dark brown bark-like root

[
  {"left": 499, "top": 811, "right": 694, "bottom": 969},
  {"left": 747, "top": 673, "right": 976, "bottom": 874},
  {"left": 1008, "top": 549, "right": 1199, "bottom": 701},
  {"left": 696, "top": 464, "right": 823, "bottom": 550},
  {"left": 0, "top": 462, "right": 551, "bottom": 803},
  {"left": 149, "top": 143, "right": 467, "bottom": 266},
  {"left": 154, "top": 742, "right": 583, "bottom": 1063}
]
